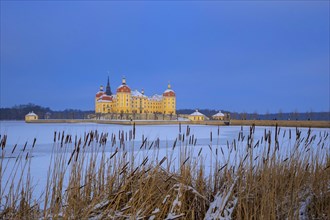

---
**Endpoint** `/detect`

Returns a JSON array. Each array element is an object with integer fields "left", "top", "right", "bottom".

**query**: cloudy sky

[{"left": 1, "top": 1, "right": 329, "bottom": 113}]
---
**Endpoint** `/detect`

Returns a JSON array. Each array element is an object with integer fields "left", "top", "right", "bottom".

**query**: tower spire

[
  {"left": 168, "top": 81, "right": 171, "bottom": 89},
  {"left": 122, "top": 76, "right": 126, "bottom": 85},
  {"left": 106, "top": 75, "right": 112, "bottom": 95}
]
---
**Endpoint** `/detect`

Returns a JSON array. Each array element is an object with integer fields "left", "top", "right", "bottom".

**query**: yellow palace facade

[{"left": 95, "top": 77, "right": 176, "bottom": 115}]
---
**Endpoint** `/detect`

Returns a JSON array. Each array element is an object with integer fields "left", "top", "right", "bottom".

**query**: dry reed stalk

[{"left": 1, "top": 125, "right": 329, "bottom": 219}]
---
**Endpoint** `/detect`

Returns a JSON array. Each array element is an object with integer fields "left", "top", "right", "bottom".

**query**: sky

[{"left": 1, "top": 1, "right": 329, "bottom": 113}]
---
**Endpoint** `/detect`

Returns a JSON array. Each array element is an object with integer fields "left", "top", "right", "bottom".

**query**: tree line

[
  {"left": 177, "top": 109, "right": 329, "bottom": 121},
  {"left": 0, "top": 104, "right": 329, "bottom": 121},
  {"left": 0, "top": 103, "right": 93, "bottom": 120}
]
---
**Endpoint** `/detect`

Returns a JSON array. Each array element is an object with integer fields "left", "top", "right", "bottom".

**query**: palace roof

[
  {"left": 213, "top": 111, "right": 225, "bottom": 117},
  {"left": 97, "top": 94, "right": 113, "bottom": 102},
  {"left": 149, "top": 94, "right": 163, "bottom": 101},
  {"left": 26, "top": 112, "right": 38, "bottom": 116},
  {"left": 190, "top": 110, "right": 205, "bottom": 116},
  {"left": 131, "top": 90, "right": 147, "bottom": 98},
  {"left": 96, "top": 91, "right": 105, "bottom": 98},
  {"left": 163, "top": 89, "right": 175, "bottom": 97},
  {"left": 117, "top": 84, "right": 131, "bottom": 93}
]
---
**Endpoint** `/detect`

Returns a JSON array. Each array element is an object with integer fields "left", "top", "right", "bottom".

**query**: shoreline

[{"left": 23, "top": 119, "right": 330, "bottom": 128}]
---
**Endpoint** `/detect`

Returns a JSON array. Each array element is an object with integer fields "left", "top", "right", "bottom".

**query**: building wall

[
  {"left": 116, "top": 92, "right": 132, "bottom": 113},
  {"left": 95, "top": 101, "right": 114, "bottom": 114},
  {"left": 162, "top": 96, "right": 176, "bottom": 114},
  {"left": 188, "top": 115, "right": 205, "bottom": 121},
  {"left": 25, "top": 115, "right": 38, "bottom": 121},
  {"left": 95, "top": 87, "right": 176, "bottom": 115},
  {"left": 212, "top": 116, "right": 225, "bottom": 120},
  {"left": 148, "top": 99, "right": 162, "bottom": 113},
  {"left": 93, "top": 112, "right": 177, "bottom": 120}
]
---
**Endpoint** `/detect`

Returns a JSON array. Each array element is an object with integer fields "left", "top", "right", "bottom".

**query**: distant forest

[
  {"left": 0, "top": 104, "right": 94, "bottom": 120},
  {"left": 177, "top": 109, "right": 329, "bottom": 121},
  {"left": 0, "top": 103, "right": 329, "bottom": 121}
]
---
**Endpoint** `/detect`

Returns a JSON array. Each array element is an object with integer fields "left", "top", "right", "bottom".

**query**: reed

[{"left": 0, "top": 125, "right": 329, "bottom": 219}]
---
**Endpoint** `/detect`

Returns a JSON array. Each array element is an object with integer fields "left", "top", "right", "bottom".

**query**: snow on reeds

[{"left": 0, "top": 124, "right": 329, "bottom": 219}]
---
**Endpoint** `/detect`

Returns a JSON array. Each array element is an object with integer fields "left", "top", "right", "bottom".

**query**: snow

[
  {"left": 149, "top": 94, "right": 163, "bottom": 101},
  {"left": 26, "top": 112, "right": 38, "bottom": 116},
  {"left": 204, "top": 178, "right": 238, "bottom": 220},
  {"left": 299, "top": 194, "right": 312, "bottom": 220},
  {"left": 172, "top": 183, "right": 207, "bottom": 201},
  {"left": 1, "top": 121, "right": 328, "bottom": 154},
  {"left": 213, "top": 111, "right": 225, "bottom": 117},
  {"left": 152, "top": 208, "right": 160, "bottom": 214},
  {"left": 177, "top": 117, "right": 190, "bottom": 121},
  {"left": 165, "top": 183, "right": 207, "bottom": 219},
  {"left": 165, "top": 213, "right": 185, "bottom": 219},
  {"left": 190, "top": 110, "right": 205, "bottom": 116},
  {"left": 163, "top": 89, "right": 174, "bottom": 94},
  {"left": 99, "top": 94, "right": 112, "bottom": 98},
  {"left": 131, "top": 90, "right": 147, "bottom": 97},
  {"left": 92, "top": 200, "right": 109, "bottom": 210},
  {"left": 162, "top": 195, "right": 170, "bottom": 204},
  {"left": 97, "top": 100, "right": 112, "bottom": 103},
  {"left": 148, "top": 208, "right": 160, "bottom": 220},
  {"left": 96, "top": 94, "right": 113, "bottom": 102},
  {"left": 117, "top": 84, "right": 130, "bottom": 89}
]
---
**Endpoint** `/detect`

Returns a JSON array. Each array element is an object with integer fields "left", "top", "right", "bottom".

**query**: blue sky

[{"left": 1, "top": 1, "right": 329, "bottom": 113}]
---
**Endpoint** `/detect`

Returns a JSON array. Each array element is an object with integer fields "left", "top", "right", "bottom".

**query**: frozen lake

[
  {"left": 1, "top": 121, "right": 329, "bottom": 206},
  {"left": 2, "top": 120, "right": 328, "bottom": 146},
  {"left": 0, "top": 120, "right": 256, "bottom": 146}
]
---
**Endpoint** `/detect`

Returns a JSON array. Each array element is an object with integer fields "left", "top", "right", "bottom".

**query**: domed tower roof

[
  {"left": 117, "top": 76, "right": 131, "bottom": 93},
  {"left": 98, "top": 94, "right": 113, "bottom": 102},
  {"left": 96, "top": 85, "right": 105, "bottom": 98},
  {"left": 163, "top": 82, "right": 175, "bottom": 97}
]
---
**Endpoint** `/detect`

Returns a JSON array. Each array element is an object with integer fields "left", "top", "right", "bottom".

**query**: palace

[{"left": 95, "top": 77, "right": 176, "bottom": 115}]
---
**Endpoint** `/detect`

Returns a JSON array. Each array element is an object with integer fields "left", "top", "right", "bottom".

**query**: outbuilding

[
  {"left": 25, "top": 112, "right": 38, "bottom": 122},
  {"left": 188, "top": 110, "right": 207, "bottom": 121},
  {"left": 212, "top": 111, "right": 225, "bottom": 120}
]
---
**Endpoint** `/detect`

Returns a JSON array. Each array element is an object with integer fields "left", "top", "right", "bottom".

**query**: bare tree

[
  {"left": 265, "top": 110, "right": 270, "bottom": 120},
  {"left": 240, "top": 112, "right": 247, "bottom": 120},
  {"left": 278, "top": 109, "right": 283, "bottom": 120},
  {"left": 308, "top": 109, "right": 313, "bottom": 121},
  {"left": 253, "top": 111, "right": 258, "bottom": 120},
  {"left": 293, "top": 109, "right": 299, "bottom": 120},
  {"left": 226, "top": 113, "right": 231, "bottom": 121}
]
